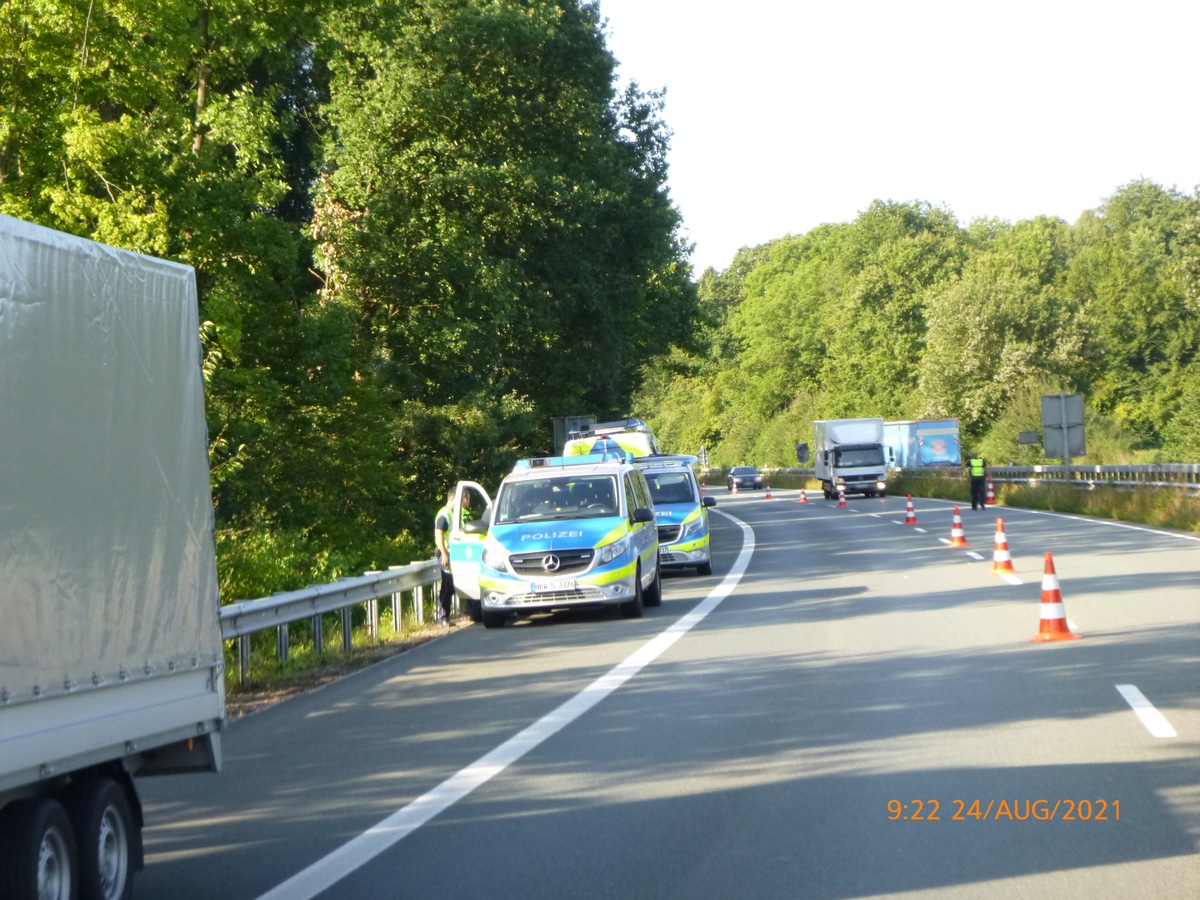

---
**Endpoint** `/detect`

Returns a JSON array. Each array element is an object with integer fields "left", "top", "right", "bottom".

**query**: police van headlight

[
  {"left": 679, "top": 518, "right": 704, "bottom": 541},
  {"left": 597, "top": 535, "right": 630, "bottom": 565},
  {"left": 482, "top": 545, "right": 509, "bottom": 572}
]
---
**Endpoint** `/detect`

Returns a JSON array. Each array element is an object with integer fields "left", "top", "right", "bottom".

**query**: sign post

[{"left": 1040, "top": 393, "right": 1085, "bottom": 475}]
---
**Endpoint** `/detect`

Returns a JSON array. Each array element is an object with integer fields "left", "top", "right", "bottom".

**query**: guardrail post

[
  {"left": 365, "top": 572, "right": 380, "bottom": 642},
  {"left": 276, "top": 623, "right": 289, "bottom": 662},
  {"left": 341, "top": 607, "right": 353, "bottom": 653},
  {"left": 388, "top": 566, "right": 404, "bottom": 633},
  {"left": 312, "top": 614, "right": 323, "bottom": 656},
  {"left": 239, "top": 635, "right": 250, "bottom": 686},
  {"left": 412, "top": 569, "right": 425, "bottom": 625}
]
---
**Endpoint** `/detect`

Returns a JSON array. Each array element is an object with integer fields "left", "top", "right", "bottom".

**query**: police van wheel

[
  {"left": 697, "top": 561, "right": 713, "bottom": 576},
  {"left": 621, "top": 566, "right": 645, "bottom": 618},
  {"left": 481, "top": 610, "right": 506, "bottom": 629},
  {"left": 644, "top": 566, "right": 662, "bottom": 608}
]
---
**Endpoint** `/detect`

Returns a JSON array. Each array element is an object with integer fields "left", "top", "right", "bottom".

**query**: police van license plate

[{"left": 532, "top": 578, "right": 575, "bottom": 594}]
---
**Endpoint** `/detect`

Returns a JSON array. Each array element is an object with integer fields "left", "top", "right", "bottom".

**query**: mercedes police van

[
  {"left": 462, "top": 451, "right": 661, "bottom": 628},
  {"left": 636, "top": 455, "right": 716, "bottom": 576},
  {"left": 562, "top": 418, "right": 661, "bottom": 458}
]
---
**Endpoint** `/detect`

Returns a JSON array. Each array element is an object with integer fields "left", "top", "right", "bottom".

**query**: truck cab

[{"left": 812, "top": 418, "right": 891, "bottom": 499}]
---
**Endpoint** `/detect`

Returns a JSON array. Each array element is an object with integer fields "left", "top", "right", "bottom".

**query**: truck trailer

[
  {"left": 812, "top": 418, "right": 890, "bottom": 499},
  {"left": 883, "top": 418, "right": 962, "bottom": 469},
  {"left": 0, "top": 215, "right": 225, "bottom": 900}
]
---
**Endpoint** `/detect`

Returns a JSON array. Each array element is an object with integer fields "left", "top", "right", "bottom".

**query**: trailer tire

[
  {"left": 0, "top": 797, "right": 77, "bottom": 900},
  {"left": 67, "top": 777, "right": 134, "bottom": 900}
]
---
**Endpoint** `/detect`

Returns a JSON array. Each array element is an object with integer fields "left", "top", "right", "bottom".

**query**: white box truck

[
  {"left": 812, "top": 418, "right": 890, "bottom": 499},
  {"left": 0, "top": 215, "right": 225, "bottom": 900}
]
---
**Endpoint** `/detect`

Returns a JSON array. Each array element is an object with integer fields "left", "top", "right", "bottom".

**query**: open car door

[{"left": 449, "top": 480, "right": 491, "bottom": 621}]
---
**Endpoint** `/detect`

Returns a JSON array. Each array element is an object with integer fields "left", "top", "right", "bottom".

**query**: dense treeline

[
  {"left": 1, "top": 0, "right": 696, "bottom": 599},
  {"left": 637, "top": 187, "right": 1200, "bottom": 469}
]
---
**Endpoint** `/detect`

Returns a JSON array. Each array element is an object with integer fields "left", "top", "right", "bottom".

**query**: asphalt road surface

[{"left": 138, "top": 489, "right": 1200, "bottom": 899}]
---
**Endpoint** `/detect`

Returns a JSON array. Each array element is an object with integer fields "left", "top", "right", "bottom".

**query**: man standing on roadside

[
  {"left": 967, "top": 451, "right": 988, "bottom": 510},
  {"left": 434, "top": 489, "right": 457, "bottom": 625}
]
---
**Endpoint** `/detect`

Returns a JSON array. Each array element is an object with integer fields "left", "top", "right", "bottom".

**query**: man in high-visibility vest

[
  {"left": 434, "top": 489, "right": 459, "bottom": 625},
  {"left": 967, "top": 452, "right": 988, "bottom": 510}
]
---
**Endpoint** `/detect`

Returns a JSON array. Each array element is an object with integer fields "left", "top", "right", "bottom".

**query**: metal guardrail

[
  {"left": 988, "top": 463, "right": 1200, "bottom": 489},
  {"left": 219, "top": 559, "right": 441, "bottom": 685},
  {"left": 705, "top": 464, "right": 1200, "bottom": 490}
]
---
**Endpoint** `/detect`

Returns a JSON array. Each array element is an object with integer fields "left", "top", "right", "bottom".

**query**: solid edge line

[
  {"left": 254, "top": 510, "right": 756, "bottom": 900},
  {"left": 1115, "top": 684, "right": 1178, "bottom": 738}
]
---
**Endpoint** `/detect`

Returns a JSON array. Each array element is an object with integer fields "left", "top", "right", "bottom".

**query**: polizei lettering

[{"left": 521, "top": 530, "right": 585, "bottom": 541}]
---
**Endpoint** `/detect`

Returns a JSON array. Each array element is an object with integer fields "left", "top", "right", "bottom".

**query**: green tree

[
  {"left": 314, "top": 0, "right": 694, "bottom": 422},
  {"left": 1066, "top": 181, "right": 1199, "bottom": 446},
  {"left": 919, "top": 216, "right": 1078, "bottom": 440}
]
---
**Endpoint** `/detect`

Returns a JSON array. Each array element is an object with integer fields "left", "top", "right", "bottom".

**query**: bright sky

[{"left": 598, "top": 0, "right": 1200, "bottom": 274}]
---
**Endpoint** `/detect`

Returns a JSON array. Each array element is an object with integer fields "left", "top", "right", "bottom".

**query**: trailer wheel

[
  {"left": 0, "top": 797, "right": 77, "bottom": 900},
  {"left": 67, "top": 777, "right": 134, "bottom": 900}
]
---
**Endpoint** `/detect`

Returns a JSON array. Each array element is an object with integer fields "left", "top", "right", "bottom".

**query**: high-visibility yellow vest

[
  {"left": 969, "top": 457, "right": 985, "bottom": 477},
  {"left": 434, "top": 504, "right": 452, "bottom": 544}
]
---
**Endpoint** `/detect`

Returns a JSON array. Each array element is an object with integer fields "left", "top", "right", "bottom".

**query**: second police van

[
  {"left": 635, "top": 455, "right": 717, "bottom": 576},
  {"left": 452, "top": 450, "right": 662, "bottom": 628}
]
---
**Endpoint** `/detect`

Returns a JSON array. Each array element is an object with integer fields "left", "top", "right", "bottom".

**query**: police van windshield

[
  {"left": 644, "top": 471, "right": 695, "bottom": 505},
  {"left": 495, "top": 476, "right": 619, "bottom": 524}
]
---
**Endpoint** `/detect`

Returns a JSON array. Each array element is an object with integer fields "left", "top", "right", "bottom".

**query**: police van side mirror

[
  {"left": 796, "top": 442, "right": 810, "bottom": 464},
  {"left": 632, "top": 507, "right": 655, "bottom": 524},
  {"left": 702, "top": 496, "right": 717, "bottom": 508}
]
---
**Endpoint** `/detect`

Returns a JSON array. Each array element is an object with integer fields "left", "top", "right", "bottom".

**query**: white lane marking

[
  {"left": 999, "top": 572, "right": 1023, "bottom": 586},
  {"left": 911, "top": 500, "right": 1200, "bottom": 545},
  {"left": 965, "top": 551, "right": 985, "bottom": 560},
  {"left": 254, "top": 510, "right": 756, "bottom": 900},
  {"left": 1116, "top": 684, "right": 1177, "bottom": 738}
]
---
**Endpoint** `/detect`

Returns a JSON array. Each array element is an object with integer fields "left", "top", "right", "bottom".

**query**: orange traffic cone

[
  {"left": 1029, "top": 553, "right": 1081, "bottom": 641},
  {"left": 947, "top": 505, "right": 969, "bottom": 547},
  {"left": 837, "top": 485, "right": 847, "bottom": 508},
  {"left": 991, "top": 518, "right": 1016, "bottom": 575},
  {"left": 764, "top": 484, "right": 773, "bottom": 500},
  {"left": 904, "top": 495, "right": 918, "bottom": 525},
  {"left": 731, "top": 479, "right": 738, "bottom": 495},
  {"left": 797, "top": 488, "right": 808, "bottom": 504},
  {"left": 986, "top": 479, "right": 997, "bottom": 506},
  {"left": 700, "top": 480, "right": 706, "bottom": 495}
]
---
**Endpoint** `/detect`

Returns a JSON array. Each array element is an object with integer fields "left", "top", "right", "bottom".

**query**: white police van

[
  {"left": 457, "top": 451, "right": 661, "bottom": 628},
  {"left": 635, "top": 455, "right": 716, "bottom": 575}
]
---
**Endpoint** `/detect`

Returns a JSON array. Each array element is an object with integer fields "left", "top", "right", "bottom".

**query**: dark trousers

[
  {"left": 438, "top": 566, "right": 454, "bottom": 620},
  {"left": 970, "top": 476, "right": 987, "bottom": 509}
]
